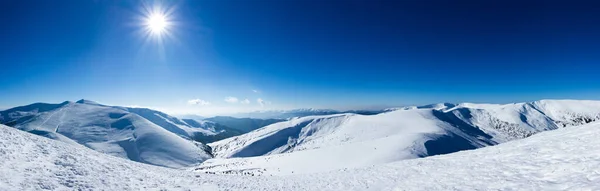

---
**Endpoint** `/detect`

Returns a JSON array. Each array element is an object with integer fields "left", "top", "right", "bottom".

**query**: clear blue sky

[{"left": 1, "top": 0, "right": 599, "bottom": 115}]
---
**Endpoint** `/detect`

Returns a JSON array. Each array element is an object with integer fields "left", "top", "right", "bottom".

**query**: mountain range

[{"left": 2, "top": 99, "right": 600, "bottom": 174}]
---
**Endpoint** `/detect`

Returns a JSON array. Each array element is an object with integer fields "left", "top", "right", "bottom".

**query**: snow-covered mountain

[
  {"left": 0, "top": 100, "right": 214, "bottom": 168},
  {"left": 2, "top": 121, "right": 600, "bottom": 190},
  {"left": 176, "top": 114, "right": 205, "bottom": 121},
  {"left": 0, "top": 99, "right": 252, "bottom": 142},
  {"left": 207, "top": 100, "right": 600, "bottom": 173}
]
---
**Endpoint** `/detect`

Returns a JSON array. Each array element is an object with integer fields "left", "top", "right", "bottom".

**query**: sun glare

[
  {"left": 138, "top": 3, "right": 177, "bottom": 55},
  {"left": 146, "top": 13, "right": 168, "bottom": 35},
  {"left": 138, "top": 2, "right": 175, "bottom": 42}
]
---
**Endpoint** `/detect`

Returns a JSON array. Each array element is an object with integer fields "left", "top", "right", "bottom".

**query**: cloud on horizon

[
  {"left": 241, "top": 99, "right": 250, "bottom": 104},
  {"left": 187, "top": 99, "right": 210, "bottom": 106},
  {"left": 257, "top": 98, "right": 271, "bottom": 107},
  {"left": 225, "top": 96, "right": 239, "bottom": 103}
]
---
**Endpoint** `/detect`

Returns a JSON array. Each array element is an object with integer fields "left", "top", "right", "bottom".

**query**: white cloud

[
  {"left": 187, "top": 99, "right": 210, "bottom": 106},
  {"left": 224, "top": 97, "right": 239, "bottom": 103},
  {"left": 241, "top": 99, "right": 250, "bottom": 104},
  {"left": 257, "top": 98, "right": 264, "bottom": 107},
  {"left": 257, "top": 98, "right": 271, "bottom": 107},
  {"left": 252, "top": 89, "right": 259, "bottom": 93}
]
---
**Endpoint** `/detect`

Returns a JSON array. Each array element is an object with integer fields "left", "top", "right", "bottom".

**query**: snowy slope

[
  {"left": 207, "top": 100, "right": 600, "bottom": 174},
  {"left": 2, "top": 122, "right": 600, "bottom": 190},
  {"left": 210, "top": 111, "right": 462, "bottom": 159},
  {"left": 0, "top": 124, "right": 226, "bottom": 190},
  {"left": 2, "top": 101, "right": 212, "bottom": 168},
  {"left": 282, "top": 122, "right": 600, "bottom": 190}
]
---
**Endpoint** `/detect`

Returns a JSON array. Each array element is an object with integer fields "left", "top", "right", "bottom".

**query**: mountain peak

[
  {"left": 60, "top": 101, "right": 73, "bottom": 105},
  {"left": 75, "top": 99, "right": 99, "bottom": 105}
]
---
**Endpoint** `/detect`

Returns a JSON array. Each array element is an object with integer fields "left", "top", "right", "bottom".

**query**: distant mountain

[
  {"left": 209, "top": 100, "right": 600, "bottom": 170},
  {"left": 204, "top": 116, "right": 285, "bottom": 133},
  {"left": 118, "top": 107, "right": 252, "bottom": 143},
  {"left": 116, "top": 107, "right": 238, "bottom": 143},
  {"left": 0, "top": 100, "right": 212, "bottom": 168},
  {"left": 228, "top": 108, "right": 384, "bottom": 119},
  {"left": 181, "top": 119, "right": 246, "bottom": 143},
  {"left": 121, "top": 107, "right": 216, "bottom": 137},
  {"left": 384, "top": 103, "right": 458, "bottom": 111},
  {"left": 176, "top": 114, "right": 205, "bottom": 121}
]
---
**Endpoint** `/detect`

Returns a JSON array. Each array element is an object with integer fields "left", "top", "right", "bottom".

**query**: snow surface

[
  {"left": 5, "top": 101, "right": 212, "bottom": 168},
  {"left": 2, "top": 121, "right": 600, "bottom": 190}
]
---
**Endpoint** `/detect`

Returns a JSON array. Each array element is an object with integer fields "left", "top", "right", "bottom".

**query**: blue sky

[{"left": 1, "top": 0, "right": 600, "bottom": 115}]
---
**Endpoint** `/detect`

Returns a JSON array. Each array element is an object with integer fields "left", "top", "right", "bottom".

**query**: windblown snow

[{"left": 2, "top": 121, "right": 600, "bottom": 190}]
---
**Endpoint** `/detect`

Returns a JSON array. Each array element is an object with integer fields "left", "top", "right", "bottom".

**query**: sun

[
  {"left": 145, "top": 13, "right": 169, "bottom": 35},
  {"left": 137, "top": 3, "right": 176, "bottom": 45}
]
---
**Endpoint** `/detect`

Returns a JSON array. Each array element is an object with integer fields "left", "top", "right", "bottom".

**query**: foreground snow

[{"left": 2, "top": 122, "right": 599, "bottom": 190}]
